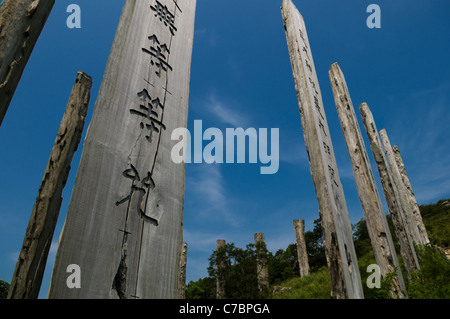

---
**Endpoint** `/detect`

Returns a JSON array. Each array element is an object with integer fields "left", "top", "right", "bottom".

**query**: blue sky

[{"left": 1, "top": 0, "right": 449, "bottom": 298}]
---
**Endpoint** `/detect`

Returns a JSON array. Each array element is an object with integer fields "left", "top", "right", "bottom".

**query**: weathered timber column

[
  {"left": 8, "top": 71, "right": 92, "bottom": 299},
  {"left": 393, "top": 145, "right": 430, "bottom": 245},
  {"left": 0, "top": 0, "right": 55, "bottom": 126},
  {"left": 281, "top": 0, "right": 363, "bottom": 299},
  {"left": 293, "top": 219, "right": 310, "bottom": 277},
  {"left": 216, "top": 239, "right": 226, "bottom": 299},
  {"left": 329, "top": 63, "right": 405, "bottom": 297},
  {"left": 360, "top": 103, "right": 419, "bottom": 277},
  {"left": 178, "top": 242, "right": 187, "bottom": 299},
  {"left": 379, "top": 129, "right": 427, "bottom": 247},
  {"left": 48, "top": 0, "right": 196, "bottom": 299},
  {"left": 254, "top": 233, "right": 269, "bottom": 293}
]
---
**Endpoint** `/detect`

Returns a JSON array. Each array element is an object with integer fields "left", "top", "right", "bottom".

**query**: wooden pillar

[
  {"left": 216, "top": 239, "right": 226, "bottom": 299},
  {"left": 360, "top": 103, "right": 419, "bottom": 277},
  {"left": 8, "top": 71, "right": 92, "bottom": 299},
  {"left": 178, "top": 242, "right": 187, "bottom": 299},
  {"left": 48, "top": 0, "right": 197, "bottom": 299},
  {"left": 379, "top": 129, "right": 428, "bottom": 247},
  {"left": 329, "top": 63, "right": 405, "bottom": 297},
  {"left": 392, "top": 145, "right": 430, "bottom": 245},
  {"left": 293, "top": 219, "right": 310, "bottom": 277},
  {"left": 254, "top": 233, "right": 269, "bottom": 293},
  {"left": 281, "top": 0, "right": 363, "bottom": 299},
  {"left": 0, "top": 0, "right": 55, "bottom": 126}
]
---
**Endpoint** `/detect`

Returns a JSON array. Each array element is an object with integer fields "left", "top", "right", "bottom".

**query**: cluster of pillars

[
  {"left": 213, "top": 221, "right": 310, "bottom": 299},
  {"left": 1, "top": 0, "right": 431, "bottom": 300},
  {"left": 282, "top": 0, "right": 429, "bottom": 299}
]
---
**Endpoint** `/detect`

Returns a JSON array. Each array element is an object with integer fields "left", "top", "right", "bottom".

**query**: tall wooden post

[
  {"left": 392, "top": 145, "right": 429, "bottom": 245},
  {"left": 293, "top": 219, "right": 310, "bottom": 277},
  {"left": 254, "top": 233, "right": 269, "bottom": 293},
  {"left": 8, "top": 71, "right": 92, "bottom": 299},
  {"left": 329, "top": 63, "right": 405, "bottom": 297},
  {"left": 0, "top": 0, "right": 55, "bottom": 126},
  {"left": 379, "top": 129, "right": 428, "bottom": 247},
  {"left": 48, "top": 0, "right": 196, "bottom": 299},
  {"left": 178, "top": 242, "right": 187, "bottom": 299},
  {"left": 281, "top": 0, "right": 363, "bottom": 299},
  {"left": 216, "top": 239, "right": 226, "bottom": 299},
  {"left": 360, "top": 103, "right": 419, "bottom": 277}
]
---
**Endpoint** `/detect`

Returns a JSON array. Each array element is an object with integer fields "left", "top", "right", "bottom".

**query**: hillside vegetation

[{"left": 186, "top": 199, "right": 450, "bottom": 299}]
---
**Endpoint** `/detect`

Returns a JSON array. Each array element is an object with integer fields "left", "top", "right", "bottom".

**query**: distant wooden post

[
  {"left": 178, "top": 242, "right": 187, "bottom": 299},
  {"left": 281, "top": 0, "right": 363, "bottom": 299},
  {"left": 216, "top": 239, "right": 226, "bottom": 299},
  {"left": 293, "top": 220, "right": 310, "bottom": 277},
  {"left": 380, "top": 129, "right": 428, "bottom": 247},
  {"left": 392, "top": 145, "right": 430, "bottom": 245},
  {"left": 0, "top": 0, "right": 55, "bottom": 126},
  {"left": 329, "top": 63, "right": 405, "bottom": 297},
  {"left": 360, "top": 103, "right": 419, "bottom": 277},
  {"left": 254, "top": 233, "right": 269, "bottom": 293},
  {"left": 7, "top": 71, "right": 92, "bottom": 299}
]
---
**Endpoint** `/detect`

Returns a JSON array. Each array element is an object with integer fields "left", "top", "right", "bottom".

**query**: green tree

[
  {"left": 407, "top": 245, "right": 450, "bottom": 299},
  {"left": 419, "top": 199, "right": 450, "bottom": 247},
  {"left": 267, "top": 244, "right": 297, "bottom": 285},
  {"left": 208, "top": 243, "right": 260, "bottom": 299},
  {"left": 304, "top": 218, "right": 327, "bottom": 271},
  {"left": 0, "top": 280, "right": 10, "bottom": 299},
  {"left": 186, "top": 277, "right": 215, "bottom": 299}
]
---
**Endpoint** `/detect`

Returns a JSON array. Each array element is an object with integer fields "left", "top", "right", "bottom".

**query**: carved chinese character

[
  {"left": 142, "top": 35, "right": 173, "bottom": 77},
  {"left": 150, "top": 0, "right": 177, "bottom": 35},
  {"left": 309, "top": 77, "right": 319, "bottom": 95},
  {"left": 313, "top": 95, "right": 325, "bottom": 120},
  {"left": 299, "top": 29, "right": 307, "bottom": 47},
  {"left": 323, "top": 141, "right": 331, "bottom": 157},
  {"left": 302, "top": 45, "right": 310, "bottom": 59},
  {"left": 305, "top": 59, "right": 312, "bottom": 74},
  {"left": 328, "top": 165, "right": 339, "bottom": 187},
  {"left": 116, "top": 164, "right": 155, "bottom": 215},
  {"left": 318, "top": 118, "right": 327, "bottom": 137},
  {"left": 130, "top": 89, "right": 166, "bottom": 143}
]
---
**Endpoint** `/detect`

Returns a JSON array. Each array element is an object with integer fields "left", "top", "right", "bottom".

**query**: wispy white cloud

[
  {"left": 206, "top": 92, "right": 249, "bottom": 128},
  {"left": 186, "top": 163, "right": 242, "bottom": 228},
  {"left": 279, "top": 142, "right": 308, "bottom": 166}
]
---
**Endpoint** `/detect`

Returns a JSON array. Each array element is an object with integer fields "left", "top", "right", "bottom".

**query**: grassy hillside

[
  {"left": 270, "top": 198, "right": 450, "bottom": 299},
  {"left": 420, "top": 199, "right": 450, "bottom": 247}
]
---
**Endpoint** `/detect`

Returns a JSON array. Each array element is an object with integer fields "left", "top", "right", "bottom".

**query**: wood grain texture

[
  {"left": 48, "top": 0, "right": 196, "bottom": 299},
  {"left": 177, "top": 242, "right": 187, "bottom": 299},
  {"left": 8, "top": 71, "right": 92, "bottom": 299},
  {"left": 254, "top": 233, "right": 269, "bottom": 293},
  {"left": 293, "top": 219, "right": 310, "bottom": 277},
  {"left": 360, "top": 103, "right": 419, "bottom": 278},
  {"left": 380, "top": 129, "right": 428, "bottom": 247},
  {"left": 392, "top": 145, "right": 430, "bottom": 245},
  {"left": 216, "top": 239, "right": 226, "bottom": 299},
  {"left": 0, "top": 0, "right": 55, "bottom": 126},
  {"left": 281, "top": 0, "right": 363, "bottom": 299},
  {"left": 329, "top": 63, "right": 405, "bottom": 297}
]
